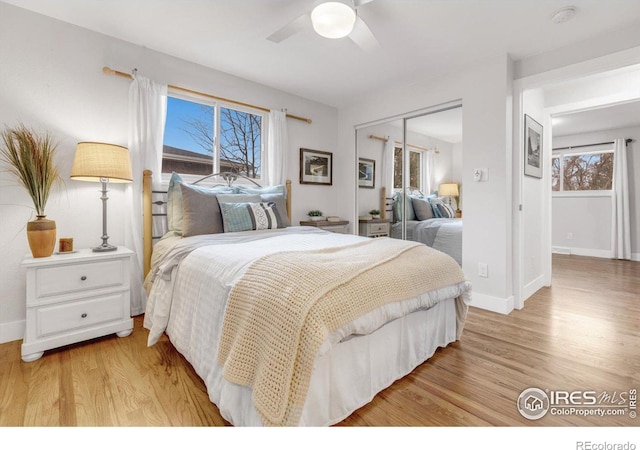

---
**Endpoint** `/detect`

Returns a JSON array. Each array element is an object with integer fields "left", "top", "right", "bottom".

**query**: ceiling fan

[{"left": 266, "top": 0, "right": 381, "bottom": 52}]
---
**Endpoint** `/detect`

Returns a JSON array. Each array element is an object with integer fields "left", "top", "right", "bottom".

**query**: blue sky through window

[{"left": 163, "top": 96, "right": 213, "bottom": 155}]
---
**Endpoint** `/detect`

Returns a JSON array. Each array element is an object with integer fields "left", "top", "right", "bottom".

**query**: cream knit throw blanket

[{"left": 217, "top": 237, "right": 467, "bottom": 426}]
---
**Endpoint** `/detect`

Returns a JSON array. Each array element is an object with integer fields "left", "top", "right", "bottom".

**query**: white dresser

[{"left": 21, "top": 247, "right": 134, "bottom": 362}]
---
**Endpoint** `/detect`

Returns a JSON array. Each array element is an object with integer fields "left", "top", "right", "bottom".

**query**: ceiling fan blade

[
  {"left": 354, "top": 0, "right": 376, "bottom": 7},
  {"left": 266, "top": 13, "right": 311, "bottom": 43},
  {"left": 349, "top": 16, "right": 381, "bottom": 52}
]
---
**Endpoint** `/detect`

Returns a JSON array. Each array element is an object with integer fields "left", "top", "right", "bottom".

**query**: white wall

[
  {"left": 0, "top": 4, "right": 342, "bottom": 343},
  {"left": 340, "top": 55, "right": 515, "bottom": 313},
  {"left": 552, "top": 126, "right": 640, "bottom": 260}
]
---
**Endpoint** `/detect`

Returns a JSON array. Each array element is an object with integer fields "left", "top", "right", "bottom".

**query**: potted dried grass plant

[{"left": 0, "top": 123, "right": 61, "bottom": 257}]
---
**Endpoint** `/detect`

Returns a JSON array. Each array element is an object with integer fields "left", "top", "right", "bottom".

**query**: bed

[
  {"left": 387, "top": 191, "right": 462, "bottom": 265},
  {"left": 142, "top": 171, "right": 472, "bottom": 426}
]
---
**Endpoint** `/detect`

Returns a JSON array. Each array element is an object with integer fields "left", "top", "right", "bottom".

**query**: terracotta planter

[{"left": 27, "top": 215, "right": 56, "bottom": 258}]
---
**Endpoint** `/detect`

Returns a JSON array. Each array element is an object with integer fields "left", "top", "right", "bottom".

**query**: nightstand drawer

[
  {"left": 37, "top": 292, "right": 126, "bottom": 337},
  {"left": 369, "top": 223, "right": 389, "bottom": 233},
  {"left": 36, "top": 259, "right": 125, "bottom": 298}
]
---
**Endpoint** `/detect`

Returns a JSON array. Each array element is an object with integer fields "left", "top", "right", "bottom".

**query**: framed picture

[
  {"left": 358, "top": 158, "right": 375, "bottom": 189},
  {"left": 300, "top": 148, "right": 332, "bottom": 185},
  {"left": 524, "top": 114, "right": 543, "bottom": 178}
]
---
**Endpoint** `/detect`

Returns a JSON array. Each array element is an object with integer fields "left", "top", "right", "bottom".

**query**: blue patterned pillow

[{"left": 220, "top": 202, "right": 284, "bottom": 232}]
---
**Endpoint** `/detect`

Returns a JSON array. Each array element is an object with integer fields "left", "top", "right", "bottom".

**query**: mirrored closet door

[{"left": 356, "top": 104, "right": 463, "bottom": 264}]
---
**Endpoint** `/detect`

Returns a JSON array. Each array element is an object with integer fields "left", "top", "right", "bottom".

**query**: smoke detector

[{"left": 551, "top": 6, "right": 576, "bottom": 24}]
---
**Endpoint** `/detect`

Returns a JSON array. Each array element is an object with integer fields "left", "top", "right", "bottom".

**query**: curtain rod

[
  {"left": 369, "top": 134, "right": 439, "bottom": 153},
  {"left": 553, "top": 138, "right": 633, "bottom": 151},
  {"left": 102, "top": 67, "right": 312, "bottom": 124}
]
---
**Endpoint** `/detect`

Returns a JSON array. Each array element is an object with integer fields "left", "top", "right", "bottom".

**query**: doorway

[{"left": 514, "top": 63, "right": 640, "bottom": 309}]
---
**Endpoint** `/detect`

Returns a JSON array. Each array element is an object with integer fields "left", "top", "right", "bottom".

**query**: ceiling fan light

[{"left": 311, "top": 2, "right": 356, "bottom": 39}]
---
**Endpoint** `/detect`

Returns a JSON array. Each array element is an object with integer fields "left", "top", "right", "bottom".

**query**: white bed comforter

[{"left": 143, "top": 226, "right": 471, "bottom": 425}]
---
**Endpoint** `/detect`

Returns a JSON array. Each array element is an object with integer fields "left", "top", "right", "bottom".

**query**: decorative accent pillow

[
  {"left": 180, "top": 183, "right": 227, "bottom": 237},
  {"left": 411, "top": 197, "right": 433, "bottom": 221},
  {"left": 235, "top": 184, "right": 287, "bottom": 198},
  {"left": 393, "top": 192, "right": 417, "bottom": 221},
  {"left": 220, "top": 202, "right": 284, "bottom": 232},
  {"left": 167, "top": 172, "right": 235, "bottom": 234},
  {"left": 430, "top": 198, "right": 455, "bottom": 219},
  {"left": 247, "top": 202, "right": 284, "bottom": 230},
  {"left": 215, "top": 193, "right": 261, "bottom": 204},
  {"left": 439, "top": 204, "right": 455, "bottom": 218},
  {"left": 260, "top": 193, "right": 290, "bottom": 227}
]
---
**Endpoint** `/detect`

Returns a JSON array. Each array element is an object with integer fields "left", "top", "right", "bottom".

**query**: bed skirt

[{"left": 193, "top": 297, "right": 457, "bottom": 426}]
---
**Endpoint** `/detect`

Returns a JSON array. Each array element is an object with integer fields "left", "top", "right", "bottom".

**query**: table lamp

[
  {"left": 439, "top": 183, "right": 460, "bottom": 211},
  {"left": 70, "top": 142, "right": 132, "bottom": 252}
]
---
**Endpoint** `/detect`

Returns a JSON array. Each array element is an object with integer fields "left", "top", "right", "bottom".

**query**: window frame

[
  {"left": 551, "top": 145, "right": 614, "bottom": 198},
  {"left": 393, "top": 146, "right": 424, "bottom": 192},
  {"left": 161, "top": 91, "right": 268, "bottom": 186}
]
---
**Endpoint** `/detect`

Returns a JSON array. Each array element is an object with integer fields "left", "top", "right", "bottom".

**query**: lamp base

[{"left": 93, "top": 243, "right": 118, "bottom": 252}]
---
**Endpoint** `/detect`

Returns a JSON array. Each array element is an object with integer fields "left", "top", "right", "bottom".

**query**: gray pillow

[
  {"left": 179, "top": 183, "right": 229, "bottom": 237},
  {"left": 260, "top": 193, "right": 290, "bottom": 227},
  {"left": 412, "top": 197, "right": 433, "bottom": 221},
  {"left": 167, "top": 172, "right": 235, "bottom": 234}
]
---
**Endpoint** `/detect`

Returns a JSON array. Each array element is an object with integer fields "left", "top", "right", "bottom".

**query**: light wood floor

[{"left": 1, "top": 254, "right": 638, "bottom": 427}]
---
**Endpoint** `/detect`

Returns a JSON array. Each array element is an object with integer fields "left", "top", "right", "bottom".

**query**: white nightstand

[
  {"left": 21, "top": 247, "right": 134, "bottom": 362},
  {"left": 359, "top": 218, "right": 392, "bottom": 238}
]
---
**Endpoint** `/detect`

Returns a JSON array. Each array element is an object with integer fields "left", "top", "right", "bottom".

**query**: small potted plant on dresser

[
  {"left": 369, "top": 209, "right": 381, "bottom": 219},
  {"left": 307, "top": 210, "right": 323, "bottom": 221}
]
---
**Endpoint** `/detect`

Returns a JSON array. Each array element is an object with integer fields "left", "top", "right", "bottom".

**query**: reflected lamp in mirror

[
  {"left": 70, "top": 142, "right": 133, "bottom": 252},
  {"left": 439, "top": 183, "right": 460, "bottom": 211}
]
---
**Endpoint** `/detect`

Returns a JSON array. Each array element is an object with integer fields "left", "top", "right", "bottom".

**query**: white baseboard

[
  {"left": 523, "top": 274, "right": 545, "bottom": 302},
  {"left": 632, "top": 253, "right": 640, "bottom": 262},
  {"left": 469, "top": 292, "right": 514, "bottom": 315},
  {"left": 552, "top": 246, "right": 610, "bottom": 259},
  {"left": 0, "top": 319, "right": 25, "bottom": 345},
  {"left": 570, "top": 247, "right": 611, "bottom": 258}
]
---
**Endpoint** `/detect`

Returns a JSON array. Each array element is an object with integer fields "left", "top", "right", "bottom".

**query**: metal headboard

[{"left": 142, "top": 170, "right": 292, "bottom": 277}]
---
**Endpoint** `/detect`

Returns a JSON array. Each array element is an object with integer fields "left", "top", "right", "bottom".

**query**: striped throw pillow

[{"left": 220, "top": 202, "right": 284, "bottom": 232}]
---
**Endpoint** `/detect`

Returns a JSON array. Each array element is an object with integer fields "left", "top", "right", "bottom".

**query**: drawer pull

[
  {"left": 81, "top": 313, "right": 88, "bottom": 318},
  {"left": 80, "top": 276, "right": 87, "bottom": 281}
]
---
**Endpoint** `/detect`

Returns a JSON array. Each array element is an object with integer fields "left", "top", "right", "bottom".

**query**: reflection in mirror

[
  {"left": 356, "top": 121, "right": 402, "bottom": 240},
  {"left": 355, "top": 105, "right": 463, "bottom": 266}
]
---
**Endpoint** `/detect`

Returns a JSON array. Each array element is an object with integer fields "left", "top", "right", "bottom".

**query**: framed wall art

[
  {"left": 300, "top": 148, "right": 332, "bottom": 185},
  {"left": 358, "top": 157, "right": 375, "bottom": 189},
  {"left": 524, "top": 114, "right": 543, "bottom": 179}
]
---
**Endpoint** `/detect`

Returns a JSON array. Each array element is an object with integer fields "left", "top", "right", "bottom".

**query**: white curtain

[
  {"left": 381, "top": 135, "right": 394, "bottom": 194},
  {"left": 264, "top": 110, "right": 288, "bottom": 186},
  {"left": 424, "top": 149, "right": 436, "bottom": 194},
  {"left": 125, "top": 76, "right": 167, "bottom": 315},
  {"left": 611, "top": 138, "right": 631, "bottom": 260}
]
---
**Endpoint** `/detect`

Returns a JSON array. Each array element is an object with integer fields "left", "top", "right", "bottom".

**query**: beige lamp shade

[
  {"left": 439, "top": 183, "right": 459, "bottom": 197},
  {"left": 70, "top": 142, "right": 132, "bottom": 183}
]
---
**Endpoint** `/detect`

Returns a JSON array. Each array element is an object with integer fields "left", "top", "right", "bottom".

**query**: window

[
  {"left": 551, "top": 146, "right": 614, "bottom": 192},
  {"left": 162, "top": 95, "right": 264, "bottom": 181},
  {"left": 393, "top": 147, "right": 422, "bottom": 190}
]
